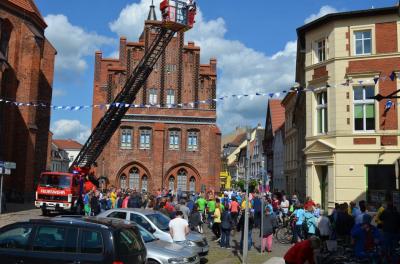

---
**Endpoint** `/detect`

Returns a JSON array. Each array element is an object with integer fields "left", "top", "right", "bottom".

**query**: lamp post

[{"left": 242, "top": 129, "right": 251, "bottom": 263}]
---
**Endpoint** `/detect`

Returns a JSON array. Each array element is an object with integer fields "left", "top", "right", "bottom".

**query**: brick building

[
  {"left": 0, "top": 0, "right": 56, "bottom": 201},
  {"left": 91, "top": 5, "right": 221, "bottom": 193},
  {"left": 297, "top": 5, "right": 400, "bottom": 209}
]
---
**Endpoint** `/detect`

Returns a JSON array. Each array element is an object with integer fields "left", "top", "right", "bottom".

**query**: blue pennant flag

[
  {"left": 256, "top": 93, "right": 262, "bottom": 96},
  {"left": 373, "top": 77, "right": 379, "bottom": 84},
  {"left": 389, "top": 71, "right": 396, "bottom": 81},
  {"left": 385, "top": 100, "right": 393, "bottom": 111},
  {"left": 268, "top": 93, "right": 274, "bottom": 98}
]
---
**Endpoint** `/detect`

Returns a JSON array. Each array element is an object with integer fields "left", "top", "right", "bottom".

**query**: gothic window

[
  {"left": 141, "top": 175, "right": 148, "bottom": 192},
  {"left": 0, "top": 19, "right": 12, "bottom": 60},
  {"left": 129, "top": 168, "right": 140, "bottom": 191},
  {"left": 168, "top": 176, "right": 175, "bottom": 192},
  {"left": 177, "top": 169, "right": 187, "bottom": 192},
  {"left": 120, "top": 174, "right": 127, "bottom": 190},
  {"left": 189, "top": 177, "right": 196, "bottom": 192}
]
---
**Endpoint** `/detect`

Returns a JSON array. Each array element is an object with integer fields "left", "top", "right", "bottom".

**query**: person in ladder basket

[{"left": 187, "top": 0, "right": 197, "bottom": 26}]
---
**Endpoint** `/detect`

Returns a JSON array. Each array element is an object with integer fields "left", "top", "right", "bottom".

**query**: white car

[{"left": 98, "top": 208, "right": 209, "bottom": 258}]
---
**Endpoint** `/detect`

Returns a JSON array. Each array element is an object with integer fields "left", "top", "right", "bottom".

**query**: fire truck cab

[{"left": 35, "top": 172, "right": 81, "bottom": 215}]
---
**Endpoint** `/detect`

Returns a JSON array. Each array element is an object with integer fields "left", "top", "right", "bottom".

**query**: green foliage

[{"left": 231, "top": 179, "right": 259, "bottom": 192}]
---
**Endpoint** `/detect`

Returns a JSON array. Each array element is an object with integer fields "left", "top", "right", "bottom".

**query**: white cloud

[
  {"left": 304, "top": 5, "right": 338, "bottom": 24},
  {"left": 44, "top": 14, "right": 115, "bottom": 74},
  {"left": 53, "top": 89, "right": 66, "bottom": 97},
  {"left": 109, "top": 1, "right": 297, "bottom": 134},
  {"left": 51, "top": 119, "right": 91, "bottom": 144},
  {"left": 109, "top": 0, "right": 160, "bottom": 40}
]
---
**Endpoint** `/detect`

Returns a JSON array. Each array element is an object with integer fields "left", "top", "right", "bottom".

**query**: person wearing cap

[{"left": 351, "top": 214, "right": 381, "bottom": 261}]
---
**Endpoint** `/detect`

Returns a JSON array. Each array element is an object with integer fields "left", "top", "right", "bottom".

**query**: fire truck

[{"left": 35, "top": 0, "right": 197, "bottom": 215}]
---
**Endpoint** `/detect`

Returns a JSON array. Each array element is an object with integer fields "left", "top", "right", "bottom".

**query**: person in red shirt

[
  {"left": 230, "top": 197, "right": 240, "bottom": 225},
  {"left": 284, "top": 236, "right": 321, "bottom": 264}
]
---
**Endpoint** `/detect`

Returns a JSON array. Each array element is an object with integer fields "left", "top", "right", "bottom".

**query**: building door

[
  {"left": 318, "top": 166, "right": 328, "bottom": 210},
  {"left": 367, "top": 165, "right": 397, "bottom": 206}
]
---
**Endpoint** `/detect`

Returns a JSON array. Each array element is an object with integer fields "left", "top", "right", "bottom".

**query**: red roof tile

[
  {"left": 268, "top": 99, "right": 285, "bottom": 135},
  {"left": 6, "top": 0, "right": 46, "bottom": 28},
  {"left": 53, "top": 139, "right": 83, "bottom": 150},
  {"left": 230, "top": 133, "right": 246, "bottom": 146}
]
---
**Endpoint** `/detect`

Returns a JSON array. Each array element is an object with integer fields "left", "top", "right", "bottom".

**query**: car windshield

[
  {"left": 147, "top": 213, "right": 170, "bottom": 231},
  {"left": 39, "top": 174, "right": 71, "bottom": 189},
  {"left": 136, "top": 224, "right": 157, "bottom": 243}
]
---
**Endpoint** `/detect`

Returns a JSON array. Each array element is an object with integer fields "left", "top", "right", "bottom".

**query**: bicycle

[{"left": 275, "top": 214, "right": 294, "bottom": 244}]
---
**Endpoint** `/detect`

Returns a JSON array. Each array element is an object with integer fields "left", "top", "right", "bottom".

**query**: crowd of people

[{"left": 80, "top": 187, "right": 400, "bottom": 263}]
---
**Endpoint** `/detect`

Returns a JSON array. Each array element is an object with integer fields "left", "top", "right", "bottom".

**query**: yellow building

[
  {"left": 219, "top": 170, "right": 231, "bottom": 190},
  {"left": 296, "top": 6, "right": 400, "bottom": 210}
]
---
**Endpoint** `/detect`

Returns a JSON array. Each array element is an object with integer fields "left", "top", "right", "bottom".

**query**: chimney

[{"left": 147, "top": 0, "right": 157, "bottom": 21}]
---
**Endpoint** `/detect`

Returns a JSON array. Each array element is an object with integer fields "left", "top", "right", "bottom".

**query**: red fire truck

[{"left": 35, "top": 0, "right": 196, "bottom": 215}]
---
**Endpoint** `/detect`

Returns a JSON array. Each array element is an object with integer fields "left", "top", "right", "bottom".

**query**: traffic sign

[
  {"left": 0, "top": 161, "right": 3, "bottom": 168},
  {"left": 4, "top": 162, "right": 16, "bottom": 169},
  {"left": 4, "top": 169, "right": 10, "bottom": 175},
  {"left": 0, "top": 168, "right": 2, "bottom": 174}
]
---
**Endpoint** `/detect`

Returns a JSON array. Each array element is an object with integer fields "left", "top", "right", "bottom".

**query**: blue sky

[{"left": 34, "top": 0, "right": 398, "bottom": 142}]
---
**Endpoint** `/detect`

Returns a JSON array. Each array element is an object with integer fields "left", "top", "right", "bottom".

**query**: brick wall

[
  {"left": 347, "top": 57, "right": 400, "bottom": 131},
  {"left": 92, "top": 21, "right": 221, "bottom": 192},
  {"left": 0, "top": 5, "right": 56, "bottom": 201},
  {"left": 376, "top": 22, "right": 398, "bottom": 54}
]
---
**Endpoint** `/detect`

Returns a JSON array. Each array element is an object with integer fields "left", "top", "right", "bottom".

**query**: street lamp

[{"left": 242, "top": 129, "right": 251, "bottom": 263}]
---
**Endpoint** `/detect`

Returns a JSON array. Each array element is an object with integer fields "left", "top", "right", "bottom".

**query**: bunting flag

[{"left": 0, "top": 73, "right": 397, "bottom": 111}]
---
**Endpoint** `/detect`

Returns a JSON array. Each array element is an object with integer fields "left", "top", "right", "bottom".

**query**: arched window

[
  {"left": 177, "top": 169, "right": 187, "bottom": 192},
  {"left": 0, "top": 19, "right": 12, "bottom": 60},
  {"left": 142, "top": 175, "right": 148, "bottom": 192},
  {"left": 129, "top": 167, "right": 140, "bottom": 191},
  {"left": 120, "top": 174, "right": 127, "bottom": 190},
  {"left": 189, "top": 177, "right": 196, "bottom": 192},
  {"left": 168, "top": 176, "right": 175, "bottom": 192}
]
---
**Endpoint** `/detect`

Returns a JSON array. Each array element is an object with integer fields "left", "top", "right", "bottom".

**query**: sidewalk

[{"left": 263, "top": 257, "right": 285, "bottom": 264}]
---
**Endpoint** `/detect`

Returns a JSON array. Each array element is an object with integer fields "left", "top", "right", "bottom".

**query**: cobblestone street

[{"left": 0, "top": 206, "right": 288, "bottom": 264}]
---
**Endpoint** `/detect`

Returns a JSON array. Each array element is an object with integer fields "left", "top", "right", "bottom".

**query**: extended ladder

[{"left": 71, "top": 26, "right": 176, "bottom": 169}]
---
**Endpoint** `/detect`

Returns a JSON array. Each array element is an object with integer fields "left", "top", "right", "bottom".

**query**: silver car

[
  {"left": 99, "top": 208, "right": 209, "bottom": 257},
  {"left": 136, "top": 223, "right": 200, "bottom": 264}
]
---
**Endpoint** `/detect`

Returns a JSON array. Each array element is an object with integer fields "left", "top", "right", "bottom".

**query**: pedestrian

[
  {"left": 189, "top": 204, "right": 203, "bottom": 233},
  {"left": 336, "top": 203, "right": 354, "bottom": 245},
  {"left": 354, "top": 200, "right": 367, "bottom": 225},
  {"left": 280, "top": 195, "right": 290, "bottom": 218},
  {"left": 220, "top": 207, "right": 233, "bottom": 249},
  {"left": 379, "top": 201, "right": 400, "bottom": 263},
  {"left": 304, "top": 206, "right": 317, "bottom": 239},
  {"left": 238, "top": 209, "right": 254, "bottom": 252},
  {"left": 351, "top": 214, "right": 381, "bottom": 262},
  {"left": 207, "top": 196, "right": 216, "bottom": 227},
  {"left": 253, "top": 193, "right": 262, "bottom": 228},
  {"left": 196, "top": 194, "right": 207, "bottom": 219},
  {"left": 83, "top": 191, "right": 91, "bottom": 216},
  {"left": 350, "top": 201, "right": 361, "bottom": 218},
  {"left": 90, "top": 190, "right": 101, "bottom": 216},
  {"left": 212, "top": 202, "right": 222, "bottom": 241},
  {"left": 230, "top": 197, "right": 240, "bottom": 225},
  {"left": 284, "top": 236, "right": 321, "bottom": 264},
  {"left": 261, "top": 207, "right": 278, "bottom": 253},
  {"left": 179, "top": 199, "right": 190, "bottom": 221},
  {"left": 317, "top": 210, "right": 331, "bottom": 242},
  {"left": 292, "top": 203, "right": 306, "bottom": 243},
  {"left": 169, "top": 210, "right": 190, "bottom": 244}
]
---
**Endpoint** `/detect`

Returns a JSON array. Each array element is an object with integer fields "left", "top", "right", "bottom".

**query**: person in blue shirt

[
  {"left": 292, "top": 204, "right": 305, "bottom": 243},
  {"left": 351, "top": 214, "right": 381, "bottom": 262},
  {"left": 304, "top": 207, "right": 317, "bottom": 239}
]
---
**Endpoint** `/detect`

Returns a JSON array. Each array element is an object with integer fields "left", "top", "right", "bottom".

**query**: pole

[
  {"left": 242, "top": 129, "right": 251, "bottom": 263},
  {"left": 260, "top": 172, "right": 265, "bottom": 254}
]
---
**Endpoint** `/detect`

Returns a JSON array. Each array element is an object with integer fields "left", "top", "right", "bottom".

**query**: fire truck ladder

[{"left": 71, "top": 26, "right": 176, "bottom": 170}]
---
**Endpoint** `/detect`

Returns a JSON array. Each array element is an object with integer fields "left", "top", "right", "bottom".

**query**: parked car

[
  {"left": 136, "top": 222, "right": 200, "bottom": 264},
  {"left": 0, "top": 216, "right": 147, "bottom": 264},
  {"left": 98, "top": 208, "right": 209, "bottom": 257}
]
